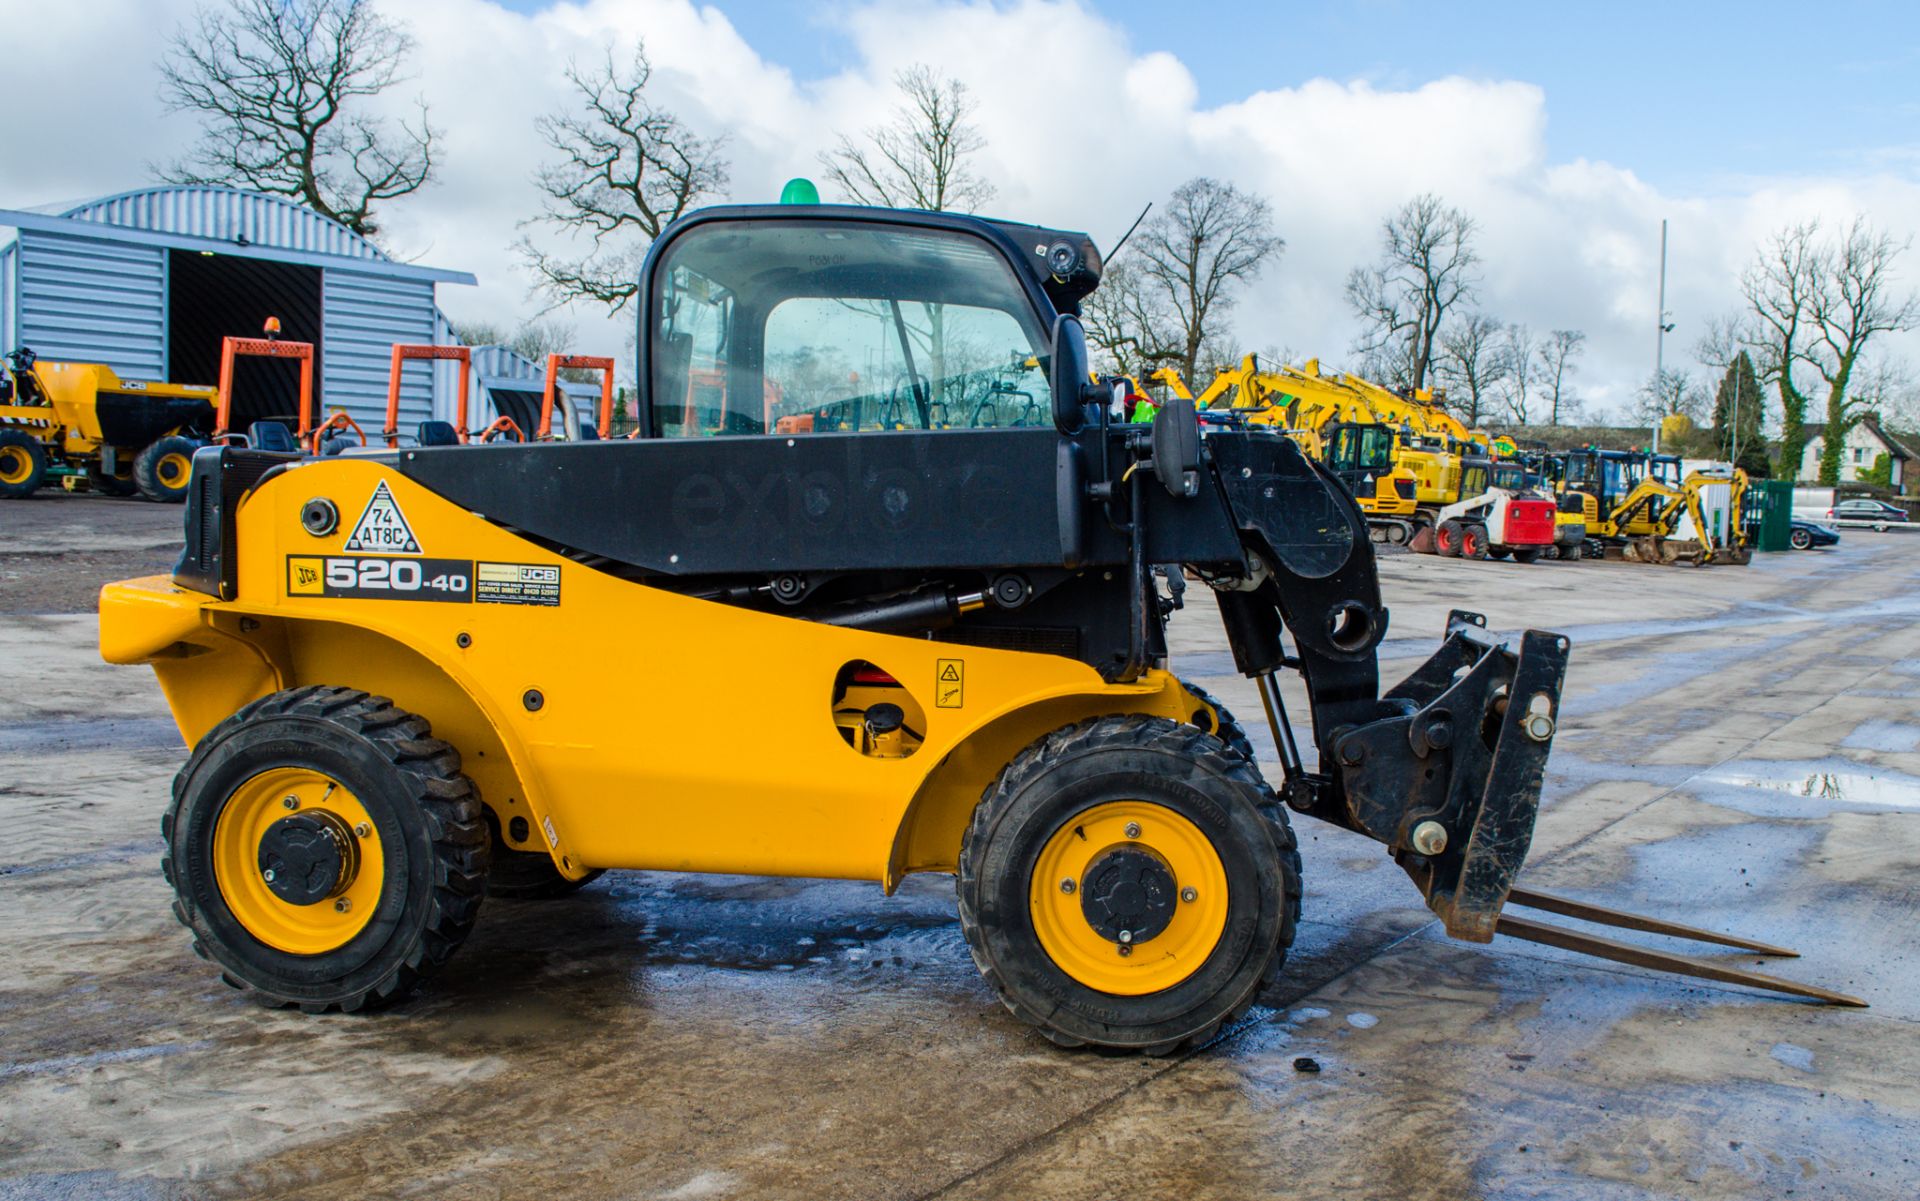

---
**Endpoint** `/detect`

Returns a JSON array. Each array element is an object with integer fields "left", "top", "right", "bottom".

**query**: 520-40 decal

[{"left": 286, "top": 556, "right": 560, "bottom": 607}]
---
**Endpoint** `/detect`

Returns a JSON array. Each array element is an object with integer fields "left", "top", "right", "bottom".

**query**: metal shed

[
  {"left": 0, "top": 185, "right": 476, "bottom": 436},
  {"left": 468, "top": 345, "right": 604, "bottom": 438}
]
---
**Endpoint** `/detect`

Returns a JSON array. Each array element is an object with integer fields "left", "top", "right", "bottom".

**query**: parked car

[
  {"left": 1790, "top": 519, "right": 1841, "bottom": 550},
  {"left": 1825, "top": 498, "right": 1910, "bottom": 529}
]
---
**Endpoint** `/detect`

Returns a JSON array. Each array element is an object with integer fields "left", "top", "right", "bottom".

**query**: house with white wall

[{"left": 1797, "top": 417, "right": 1912, "bottom": 491}]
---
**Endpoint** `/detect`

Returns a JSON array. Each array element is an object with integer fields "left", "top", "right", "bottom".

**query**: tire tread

[{"left": 163, "top": 685, "right": 487, "bottom": 1012}]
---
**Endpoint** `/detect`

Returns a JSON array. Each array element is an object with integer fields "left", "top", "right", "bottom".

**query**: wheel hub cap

[
  {"left": 212, "top": 767, "right": 384, "bottom": 955},
  {"left": 258, "top": 811, "right": 357, "bottom": 905},
  {"left": 1028, "top": 800, "right": 1231, "bottom": 996},
  {"left": 1080, "top": 847, "right": 1177, "bottom": 943}
]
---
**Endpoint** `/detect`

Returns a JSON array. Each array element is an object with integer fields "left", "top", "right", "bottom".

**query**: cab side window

[{"left": 763, "top": 299, "right": 1047, "bottom": 431}]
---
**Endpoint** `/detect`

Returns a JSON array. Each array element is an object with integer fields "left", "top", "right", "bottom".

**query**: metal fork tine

[
  {"left": 1495, "top": 914, "right": 1867, "bottom": 1007},
  {"left": 1506, "top": 887, "right": 1799, "bottom": 957}
]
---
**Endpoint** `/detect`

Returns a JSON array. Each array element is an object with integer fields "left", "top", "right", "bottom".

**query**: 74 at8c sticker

[{"left": 286, "top": 557, "right": 563, "bottom": 606}]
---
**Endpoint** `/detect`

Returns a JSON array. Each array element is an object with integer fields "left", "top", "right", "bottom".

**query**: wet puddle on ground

[{"left": 1695, "top": 759, "right": 1920, "bottom": 811}]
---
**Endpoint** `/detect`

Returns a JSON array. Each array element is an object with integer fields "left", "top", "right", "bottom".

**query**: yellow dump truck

[{"left": 0, "top": 348, "right": 217, "bottom": 501}]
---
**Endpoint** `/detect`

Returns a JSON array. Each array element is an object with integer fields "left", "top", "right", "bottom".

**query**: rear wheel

[
  {"left": 1435, "top": 518, "right": 1464, "bottom": 557},
  {"left": 957, "top": 715, "right": 1301, "bottom": 1054},
  {"left": 1461, "top": 524, "right": 1490, "bottom": 560},
  {"left": 163, "top": 687, "right": 488, "bottom": 1011},
  {"left": 1488, "top": 546, "right": 1511, "bottom": 561},
  {"left": 1510, "top": 547, "right": 1541, "bottom": 564},
  {"left": 135, "top": 435, "right": 197, "bottom": 503},
  {"left": 0, "top": 430, "right": 47, "bottom": 498}
]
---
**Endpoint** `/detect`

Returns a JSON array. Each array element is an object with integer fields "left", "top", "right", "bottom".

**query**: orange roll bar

[
  {"left": 540, "top": 354, "right": 618, "bottom": 440},
  {"left": 384, "top": 344, "right": 472, "bottom": 446},
  {"left": 213, "top": 335, "right": 314, "bottom": 442}
]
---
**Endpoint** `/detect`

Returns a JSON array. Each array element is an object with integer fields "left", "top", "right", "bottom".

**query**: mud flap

[{"left": 1329, "top": 610, "right": 1569, "bottom": 943}]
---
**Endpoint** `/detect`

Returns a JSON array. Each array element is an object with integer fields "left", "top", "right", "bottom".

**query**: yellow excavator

[
  {"left": 1158, "top": 357, "right": 1422, "bottom": 543},
  {"left": 1544, "top": 449, "right": 1751, "bottom": 566}
]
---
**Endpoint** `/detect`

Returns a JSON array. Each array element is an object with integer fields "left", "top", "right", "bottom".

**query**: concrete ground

[{"left": 2, "top": 496, "right": 1917, "bottom": 1200}]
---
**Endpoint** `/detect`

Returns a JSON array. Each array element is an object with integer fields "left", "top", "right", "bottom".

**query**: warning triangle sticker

[
  {"left": 343, "top": 481, "right": 422, "bottom": 554},
  {"left": 939, "top": 663, "right": 960, "bottom": 681}
]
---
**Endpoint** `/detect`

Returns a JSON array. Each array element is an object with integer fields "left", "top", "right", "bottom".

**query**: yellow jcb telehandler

[{"left": 100, "top": 199, "right": 1855, "bottom": 1052}]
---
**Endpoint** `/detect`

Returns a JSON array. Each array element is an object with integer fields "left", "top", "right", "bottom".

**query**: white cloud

[{"left": 4, "top": 0, "right": 1918, "bottom": 421}]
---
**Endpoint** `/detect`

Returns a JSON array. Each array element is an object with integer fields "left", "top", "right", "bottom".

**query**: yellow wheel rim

[
  {"left": 0, "top": 446, "right": 32, "bottom": 485},
  {"left": 156, "top": 452, "right": 192, "bottom": 489},
  {"left": 213, "top": 767, "right": 385, "bottom": 955},
  {"left": 1030, "top": 801, "right": 1230, "bottom": 996}
]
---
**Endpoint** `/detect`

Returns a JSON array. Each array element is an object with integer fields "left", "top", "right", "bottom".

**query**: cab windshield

[{"left": 647, "top": 219, "right": 1053, "bottom": 437}]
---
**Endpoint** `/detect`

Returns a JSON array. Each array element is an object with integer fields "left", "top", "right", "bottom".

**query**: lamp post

[{"left": 1652, "top": 219, "right": 1675, "bottom": 454}]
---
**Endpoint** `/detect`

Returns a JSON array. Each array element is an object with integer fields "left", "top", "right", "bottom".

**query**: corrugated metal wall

[
  {"left": 323, "top": 269, "right": 439, "bottom": 432},
  {"left": 0, "top": 241, "right": 15, "bottom": 351},
  {"left": 470, "top": 345, "right": 601, "bottom": 432},
  {"left": 15, "top": 230, "right": 166, "bottom": 378},
  {"left": 64, "top": 187, "right": 382, "bottom": 262}
]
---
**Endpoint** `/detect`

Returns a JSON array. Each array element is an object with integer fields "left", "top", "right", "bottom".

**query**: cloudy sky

[{"left": 4, "top": 0, "right": 1918, "bottom": 420}]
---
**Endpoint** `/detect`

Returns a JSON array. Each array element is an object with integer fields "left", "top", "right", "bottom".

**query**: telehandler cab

[{"left": 101, "top": 200, "right": 1858, "bottom": 1051}]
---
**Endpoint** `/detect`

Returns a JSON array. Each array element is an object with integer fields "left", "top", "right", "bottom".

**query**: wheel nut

[
  {"left": 1059, "top": 877, "right": 1076, "bottom": 895},
  {"left": 1118, "top": 929, "right": 1133, "bottom": 944},
  {"left": 1124, "top": 822, "right": 1141, "bottom": 839},
  {"left": 1180, "top": 886, "right": 1198, "bottom": 903},
  {"left": 353, "top": 822, "right": 372, "bottom": 838},
  {"left": 1410, "top": 820, "right": 1449, "bottom": 857},
  {"left": 334, "top": 898, "right": 352, "bottom": 914},
  {"left": 262, "top": 868, "right": 277, "bottom": 883},
  {"left": 282, "top": 796, "right": 299, "bottom": 810}
]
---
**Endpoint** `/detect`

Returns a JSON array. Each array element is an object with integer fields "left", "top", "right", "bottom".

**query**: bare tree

[
  {"left": 1084, "top": 178, "right": 1282, "bottom": 385},
  {"left": 1740, "top": 223, "right": 1822, "bottom": 479},
  {"left": 1082, "top": 260, "right": 1181, "bottom": 377},
  {"left": 1344, "top": 195, "right": 1480, "bottom": 392},
  {"left": 1432, "top": 312, "right": 1506, "bottom": 426},
  {"left": 1494, "top": 323, "right": 1539, "bottom": 424},
  {"left": 1807, "top": 219, "right": 1919, "bottom": 483},
  {"left": 1537, "top": 329, "right": 1586, "bottom": 425},
  {"left": 820, "top": 66, "right": 995, "bottom": 213},
  {"left": 1856, "top": 357, "right": 1920, "bottom": 430},
  {"left": 158, "top": 0, "right": 433, "bottom": 238},
  {"left": 156, "top": 0, "right": 435, "bottom": 238},
  {"left": 519, "top": 46, "right": 729, "bottom": 313},
  {"left": 1693, "top": 313, "right": 1748, "bottom": 375},
  {"left": 1634, "top": 367, "right": 1706, "bottom": 428}
]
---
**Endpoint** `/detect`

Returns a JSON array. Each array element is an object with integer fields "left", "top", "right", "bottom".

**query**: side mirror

[
  {"left": 1151, "top": 396, "right": 1202, "bottom": 497},
  {"left": 1048, "top": 314, "right": 1097, "bottom": 435}
]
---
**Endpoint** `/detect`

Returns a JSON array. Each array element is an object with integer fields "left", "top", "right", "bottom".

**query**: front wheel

[
  {"left": 163, "top": 687, "right": 489, "bottom": 1011},
  {"left": 0, "top": 429, "right": 47, "bottom": 498},
  {"left": 1510, "top": 547, "right": 1541, "bottom": 564},
  {"left": 957, "top": 716, "right": 1301, "bottom": 1054},
  {"left": 1435, "top": 518, "right": 1464, "bottom": 557}
]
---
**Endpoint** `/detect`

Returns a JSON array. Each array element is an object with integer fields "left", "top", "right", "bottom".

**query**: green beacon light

[{"left": 780, "top": 177, "right": 821, "bottom": 205}]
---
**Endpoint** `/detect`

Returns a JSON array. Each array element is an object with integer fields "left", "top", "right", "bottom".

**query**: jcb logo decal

[
  {"left": 288, "top": 557, "right": 324, "bottom": 595},
  {"left": 936, "top": 659, "right": 964, "bottom": 708}
]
